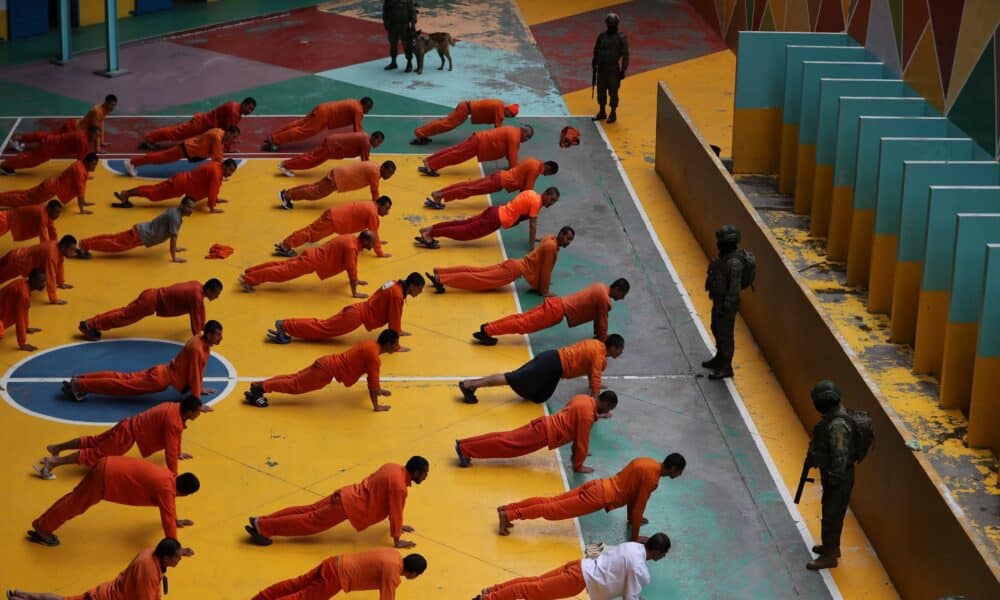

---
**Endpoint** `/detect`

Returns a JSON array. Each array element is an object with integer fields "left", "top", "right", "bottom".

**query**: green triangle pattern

[
  {"left": 762, "top": 3, "right": 776, "bottom": 30},
  {"left": 889, "top": 0, "right": 903, "bottom": 56},
  {"left": 948, "top": 37, "right": 997, "bottom": 156}
]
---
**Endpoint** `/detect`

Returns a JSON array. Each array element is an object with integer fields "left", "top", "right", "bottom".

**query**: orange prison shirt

[
  {"left": 79, "top": 103, "right": 110, "bottom": 146},
  {"left": 498, "top": 157, "right": 544, "bottom": 192},
  {"left": 498, "top": 190, "right": 542, "bottom": 229},
  {"left": 331, "top": 201, "right": 385, "bottom": 256},
  {"left": 601, "top": 457, "right": 662, "bottom": 540},
  {"left": 7, "top": 204, "right": 57, "bottom": 242},
  {"left": 0, "top": 279, "right": 31, "bottom": 347},
  {"left": 335, "top": 548, "right": 404, "bottom": 599},
  {"left": 174, "top": 161, "right": 224, "bottom": 208},
  {"left": 163, "top": 334, "right": 211, "bottom": 398},
  {"left": 474, "top": 125, "right": 520, "bottom": 165},
  {"left": 129, "top": 401, "right": 186, "bottom": 474},
  {"left": 562, "top": 283, "right": 613, "bottom": 340},
  {"left": 520, "top": 234, "right": 558, "bottom": 294},
  {"left": 206, "top": 100, "right": 242, "bottom": 129},
  {"left": 3, "top": 241, "right": 65, "bottom": 303},
  {"left": 557, "top": 339, "right": 608, "bottom": 397},
  {"left": 102, "top": 456, "right": 180, "bottom": 538},
  {"left": 325, "top": 132, "right": 371, "bottom": 160},
  {"left": 359, "top": 281, "right": 405, "bottom": 332},
  {"left": 469, "top": 99, "right": 505, "bottom": 127},
  {"left": 54, "top": 161, "right": 90, "bottom": 203},
  {"left": 338, "top": 463, "right": 411, "bottom": 539},
  {"left": 543, "top": 395, "right": 598, "bottom": 470},
  {"left": 331, "top": 161, "right": 380, "bottom": 200},
  {"left": 77, "top": 547, "right": 164, "bottom": 600},
  {"left": 182, "top": 128, "right": 225, "bottom": 162},
  {"left": 324, "top": 339, "right": 381, "bottom": 391},
  {"left": 303, "top": 235, "right": 362, "bottom": 281},
  {"left": 317, "top": 99, "right": 364, "bottom": 131},
  {"left": 154, "top": 280, "right": 207, "bottom": 335}
]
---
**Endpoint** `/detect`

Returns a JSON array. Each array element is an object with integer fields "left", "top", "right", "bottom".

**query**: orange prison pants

[
  {"left": 485, "top": 297, "right": 564, "bottom": 337},
  {"left": 426, "top": 136, "right": 479, "bottom": 171},
  {"left": 439, "top": 172, "right": 503, "bottom": 202},
  {"left": 458, "top": 419, "right": 547, "bottom": 459},
  {"left": 243, "top": 258, "right": 317, "bottom": 287},
  {"left": 281, "top": 211, "right": 337, "bottom": 249},
  {"left": 437, "top": 260, "right": 522, "bottom": 291},
  {"left": 256, "top": 494, "right": 348, "bottom": 538},
  {"left": 271, "top": 114, "right": 325, "bottom": 146},
  {"left": 483, "top": 561, "right": 585, "bottom": 600},
  {"left": 131, "top": 180, "right": 183, "bottom": 202},
  {"left": 283, "top": 147, "right": 333, "bottom": 171},
  {"left": 75, "top": 367, "right": 170, "bottom": 396},
  {"left": 261, "top": 364, "right": 335, "bottom": 396},
  {"left": 253, "top": 562, "right": 343, "bottom": 600},
  {"left": 428, "top": 205, "right": 501, "bottom": 241},
  {"left": 286, "top": 178, "right": 337, "bottom": 202},
  {"left": 132, "top": 145, "right": 184, "bottom": 167},
  {"left": 80, "top": 226, "right": 142, "bottom": 254},
  {"left": 145, "top": 117, "right": 211, "bottom": 145},
  {"left": 19, "top": 120, "right": 78, "bottom": 144},
  {"left": 282, "top": 306, "right": 363, "bottom": 340},
  {"left": 414, "top": 101, "right": 471, "bottom": 139},
  {"left": 33, "top": 462, "right": 107, "bottom": 533},
  {"left": 86, "top": 289, "right": 158, "bottom": 331},
  {"left": 505, "top": 479, "right": 607, "bottom": 522},
  {"left": 77, "top": 422, "right": 135, "bottom": 465},
  {"left": 1, "top": 148, "right": 52, "bottom": 170},
  {"left": 0, "top": 181, "right": 55, "bottom": 207}
]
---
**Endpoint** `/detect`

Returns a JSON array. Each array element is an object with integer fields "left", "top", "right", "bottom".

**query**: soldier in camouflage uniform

[
  {"left": 806, "top": 380, "right": 855, "bottom": 571},
  {"left": 383, "top": 0, "right": 417, "bottom": 72},
  {"left": 591, "top": 13, "right": 630, "bottom": 124},
  {"left": 703, "top": 225, "right": 744, "bottom": 379}
]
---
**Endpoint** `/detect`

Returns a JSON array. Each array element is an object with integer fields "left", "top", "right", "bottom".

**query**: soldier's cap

[
  {"left": 715, "top": 224, "right": 741, "bottom": 243},
  {"left": 606, "top": 12, "right": 620, "bottom": 24}
]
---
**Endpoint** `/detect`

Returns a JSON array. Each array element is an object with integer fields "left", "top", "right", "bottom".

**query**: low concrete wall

[{"left": 654, "top": 81, "right": 1000, "bottom": 598}]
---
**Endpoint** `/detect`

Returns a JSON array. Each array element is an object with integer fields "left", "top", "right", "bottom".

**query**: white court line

[
  {"left": 1, "top": 117, "right": 22, "bottom": 152},
  {"left": 593, "top": 124, "right": 842, "bottom": 598},
  {"left": 8, "top": 114, "right": 577, "bottom": 119}
]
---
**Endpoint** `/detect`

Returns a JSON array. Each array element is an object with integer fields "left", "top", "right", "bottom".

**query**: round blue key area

[
  {"left": 1, "top": 339, "right": 234, "bottom": 425},
  {"left": 105, "top": 158, "right": 245, "bottom": 179}
]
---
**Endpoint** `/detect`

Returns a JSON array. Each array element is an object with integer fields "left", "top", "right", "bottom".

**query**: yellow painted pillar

[
  {"left": 845, "top": 208, "right": 874, "bottom": 286},
  {"left": 867, "top": 234, "right": 898, "bottom": 313},
  {"left": 792, "top": 143, "right": 816, "bottom": 214},
  {"left": 939, "top": 322, "right": 979, "bottom": 410},
  {"left": 777, "top": 123, "right": 799, "bottom": 193},
  {"left": 912, "top": 290, "right": 949, "bottom": 375},
  {"left": 824, "top": 186, "right": 853, "bottom": 258},
  {"left": 889, "top": 260, "right": 923, "bottom": 343}
]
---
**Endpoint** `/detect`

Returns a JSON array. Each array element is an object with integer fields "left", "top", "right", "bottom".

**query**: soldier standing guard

[
  {"left": 383, "top": 0, "right": 417, "bottom": 72},
  {"left": 703, "top": 225, "right": 748, "bottom": 379},
  {"left": 591, "top": 13, "right": 630, "bottom": 124}
]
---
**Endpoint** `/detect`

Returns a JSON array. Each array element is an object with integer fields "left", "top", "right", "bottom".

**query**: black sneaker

[
  {"left": 262, "top": 141, "right": 279, "bottom": 152},
  {"left": 458, "top": 381, "right": 478, "bottom": 404},
  {"left": 425, "top": 272, "right": 445, "bottom": 294},
  {"left": 279, "top": 190, "right": 293, "bottom": 210},
  {"left": 410, "top": 137, "right": 431, "bottom": 145},
  {"left": 244, "top": 523, "right": 272, "bottom": 546},
  {"left": 75, "top": 248, "right": 92, "bottom": 259},
  {"left": 0, "top": 166, "right": 14, "bottom": 176},
  {"left": 78, "top": 321, "right": 101, "bottom": 341},
  {"left": 273, "top": 244, "right": 296, "bottom": 257},
  {"left": 472, "top": 325, "right": 497, "bottom": 346}
]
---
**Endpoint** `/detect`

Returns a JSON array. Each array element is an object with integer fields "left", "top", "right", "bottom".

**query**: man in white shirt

[{"left": 474, "top": 533, "right": 670, "bottom": 599}]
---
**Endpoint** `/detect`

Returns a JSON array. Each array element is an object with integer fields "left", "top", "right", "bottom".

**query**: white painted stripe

[
  {"left": 1, "top": 116, "right": 21, "bottom": 153},
  {"left": 8, "top": 114, "right": 588, "bottom": 119},
  {"left": 593, "top": 124, "right": 842, "bottom": 597}
]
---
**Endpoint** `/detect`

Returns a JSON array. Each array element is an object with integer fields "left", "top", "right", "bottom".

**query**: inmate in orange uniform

[
  {"left": 0, "top": 278, "right": 33, "bottom": 347},
  {"left": 1, "top": 130, "right": 90, "bottom": 170},
  {"left": 502, "top": 457, "right": 661, "bottom": 538},
  {"left": 485, "top": 282, "right": 612, "bottom": 340},
  {"left": 16, "top": 118, "right": 79, "bottom": 144},
  {"left": 413, "top": 98, "right": 513, "bottom": 139},
  {"left": 33, "top": 456, "right": 182, "bottom": 538},
  {"left": 558, "top": 338, "right": 608, "bottom": 397},
  {"left": 436, "top": 234, "right": 557, "bottom": 293},
  {"left": 0, "top": 241, "right": 66, "bottom": 303},
  {"left": 58, "top": 548, "right": 167, "bottom": 600},
  {"left": 283, "top": 131, "right": 372, "bottom": 171},
  {"left": 458, "top": 395, "right": 597, "bottom": 469},
  {"left": 281, "top": 201, "right": 386, "bottom": 255},
  {"left": 425, "top": 189, "right": 541, "bottom": 242},
  {"left": 481, "top": 561, "right": 585, "bottom": 600},
  {"left": 270, "top": 99, "right": 365, "bottom": 146},
  {"left": 0, "top": 204, "right": 57, "bottom": 242},
  {"left": 125, "top": 161, "right": 225, "bottom": 209},
  {"left": 436, "top": 157, "right": 545, "bottom": 202},
  {"left": 254, "top": 463, "right": 411, "bottom": 540},
  {"left": 85, "top": 280, "right": 209, "bottom": 335},
  {"left": 75, "top": 401, "right": 188, "bottom": 473},
  {"left": 281, "top": 279, "right": 405, "bottom": 340},
  {"left": 132, "top": 128, "right": 226, "bottom": 167},
  {"left": 286, "top": 161, "right": 382, "bottom": 203},
  {"left": 80, "top": 102, "right": 112, "bottom": 147},
  {"left": 145, "top": 100, "right": 243, "bottom": 145},
  {"left": 243, "top": 235, "right": 362, "bottom": 288},
  {"left": 73, "top": 334, "right": 211, "bottom": 398},
  {"left": 0, "top": 160, "right": 89, "bottom": 208},
  {"left": 259, "top": 340, "right": 381, "bottom": 397},
  {"left": 424, "top": 125, "right": 522, "bottom": 172},
  {"left": 253, "top": 548, "right": 404, "bottom": 600}
]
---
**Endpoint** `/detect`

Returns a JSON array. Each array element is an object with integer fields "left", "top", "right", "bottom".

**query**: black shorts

[{"left": 504, "top": 349, "right": 563, "bottom": 403}]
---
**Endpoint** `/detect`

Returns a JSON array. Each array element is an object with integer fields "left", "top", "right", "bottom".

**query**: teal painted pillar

[
  {"left": 97, "top": 0, "right": 128, "bottom": 77},
  {"left": 53, "top": 0, "right": 72, "bottom": 65}
]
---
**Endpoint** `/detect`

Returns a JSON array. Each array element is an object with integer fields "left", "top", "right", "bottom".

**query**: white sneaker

[
  {"left": 124, "top": 159, "right": 137, "bottom": 177},
  {"left": 278, "top": 162, "right": 295, "bottom": 177},
  {"left": 33, "top": 464, "right": 55, "bottom": 480},
  {"left": 11, "top": 140, "right": 25, "bottom": 152}
]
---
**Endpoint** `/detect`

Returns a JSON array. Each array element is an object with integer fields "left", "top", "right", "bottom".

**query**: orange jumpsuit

[
  {"left": 1, "top": 130, "right": 90, "bottom": 170},
  {"left": 438, "top": 157, "right": 544, "bottom": 202},
  {"left": 485, "top": 283, "right": 611, "bottom": 339},
  {"left": 282, "top": 279, "right": 405, "bottom": 340},
  {"left": 0, "top": 241, "right": 65, "bottom": 303},
  {"left": 0, "top": 160, "right": 89, "bottom": 208},
  {"left": 414, "top": 98, "right": 505, "bottom": 139},
  {"left": 17, "top": 118, "right": 79, "bottom": 144},
  {"left": 425, "top": 125, "right": 521, "bottom": 172},
  {"left": 77, "top": 401, "right": 186, "bottom": 473},
  {"left": 436, "top": 234, "right": 557, "bottom": 292},
  {"left": 65, "top": 548, "right": 166, "bottom": 600},
  {"left": 558, "top": 338, "right": 608, "bottom": 397},
  {"left": 0, "top": 204, "right": 57, "bottom": 242},
  {"left": 260, "top": 340, "right": 381, "bottom": 397},
  {"left": 255, "top": 463, "right": 410, "bottom": 539},
  {"left": 482, "top": 561, "right": 585, "bottom": 600},
  {"left": 286, "top": 161, "right": 381, "bottom": 203},
  {"left": 253, "top": 548, "right": 404, "bottom": 600},
  {"left": 244, "top": 235, "right": 361, "bottom": 288},
  {"left": 80, "top": 103, "right": 110, "bottom": 147},
  {"left": 131, "top": 161, "right": 225, "bottom": 208},
  {"left": 281, "top": 201, "right": 386, "bottom": 256},
  {"left": 74, "top": 334, "right": 211, "bottom": 398},
  {"left": 459, "top": 395, "right": 597, "bottom": 469},
  {"left": 0, "top": 278, "right": 32, "bottom": 347},
  {"left": 427, "top": 189, "right": 540, "bottom": 241},
  {"left": 271, "top": 100, "right": 365, "bottom": 146},
  {"left": 33, "top": 456, "right": 181, "bottom": 538},
  {"left": 145, "top": 100, "right": 242, "bottom": 144},
  {"left": 283, "top": 131, "right": 372, "bottom": 171},
  {"left": 132, "top": 128, "right": 225, "bottom": 167},
  {"left": 86, "top": 280, "right": 208, "bottom": 335}
]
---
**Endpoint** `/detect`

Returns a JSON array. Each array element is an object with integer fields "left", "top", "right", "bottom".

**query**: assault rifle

[{"left": 793, "top": 455, "right": 815, "bottom": 504}]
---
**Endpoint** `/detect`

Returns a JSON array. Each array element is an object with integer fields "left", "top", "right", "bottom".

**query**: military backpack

[
  {"left": 706, "top": 249, "right": 757, "bottom": 296},
  {"left": 844, "top": 407, "right": 874, "bottom": 463}
]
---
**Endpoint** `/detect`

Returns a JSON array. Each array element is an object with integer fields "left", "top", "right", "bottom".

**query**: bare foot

[{"left": 46, "top": 444, "right": 59, "bottom": 457}]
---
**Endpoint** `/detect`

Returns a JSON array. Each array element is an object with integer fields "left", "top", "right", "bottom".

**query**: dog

[{"left": 414, "top": 31, "right": 455, "bottom": 74}]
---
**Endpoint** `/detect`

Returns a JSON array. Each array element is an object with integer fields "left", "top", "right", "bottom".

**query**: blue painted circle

[
  {"left": 1, "top": 339, "right": 235, "bottom": 426},
  {"left": 105, "top": 158, "right": 245, "bottom": 179}
]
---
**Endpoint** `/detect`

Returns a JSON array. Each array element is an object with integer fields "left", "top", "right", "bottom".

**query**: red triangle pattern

[
  {"left": 816, "top": 0, "right": 846, "bottom": 31},
  {"left": 848, "top": 0, "right": 872, "bottom": 43},
  {"left": 928, "top": 0, "right": 965, "bottom": 95},
  {"left": 902, "top": 0, "right": 930, "bottom": 67}
]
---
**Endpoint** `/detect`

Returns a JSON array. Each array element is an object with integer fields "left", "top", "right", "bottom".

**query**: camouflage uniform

[
  {"left": 383, "top": 0, "right": 416, "bottom": 68},
  {"left": 706, "top": 250, "right": 744, "bottom": 371},
  {"left": 591, "top": 30, "right": 629, "bottom": 113},
  {"left": 808, "top": 404, "right": 855, "bottom": 555}
]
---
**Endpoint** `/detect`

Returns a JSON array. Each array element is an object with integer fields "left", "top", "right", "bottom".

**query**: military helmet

[
  {"left": 810, "top": 380, "right": 841, "bottom": 404},
  {"left": 715, "top": 224, "right": 741, "bottom": 244},
  {"left": 605, "top": 12, "right": 620, "bottom": 26}
]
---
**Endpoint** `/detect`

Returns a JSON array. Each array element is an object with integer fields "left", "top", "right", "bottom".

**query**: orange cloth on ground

[
  {"left": 206, "top": 243, "right": 233, "bottom": 259},
  {"left": 560, "top": 126, "right": 581, "bottom": 147},
  {"left": 603, "top": 457, "right": 662, "bottom": 540},
  {"left": 73, "top": 548, "right": 165, "bottom": 600},
  {"left": 0, "top": 278, "right": 31, "bottom": 347},
  {"left": 76, "top": 334, "right": 211, "bottom": 398},
  {"left": 281, "top": 201, "right": 385, "bottom": 256},
  {"left": 262, "top": 339, "right": 381, "bottom": 395},
  {"left": 436, "top": 260, "right": 524, "bottom": 291},
  {"left": 497, "top": 190, "right": 542, "bottom": 229},
  {"left": 437, "top": 172, "right": 503, "bottom": 202},
  {"left": 0, "top": 241, "right": 65, "bottom": 302},
  {"left": 562, "top": 282, "right": 612, "bottom": 340},
  {"left": 557, "top": 338, "right": 608, "bottom": 396},
  {"left": 498, "top": 157, "right": 544, "bottom": 192},
  {"left": 79, "top": 103, "right": 110, "bottom": 146},
  {"left": 521, "top": 235, "right": 558, "bottom": 294},
  {"left": 458, "top": 418, "right": 548, "bottom": 460},
  {"left": 271, "top": 100, "right": 364, "bottom": 145},
  {"left": 483, "top": 296, "right": 564, "bottom": 337},
  {"left": 331, "top": 161, "right": 380, "bottom": 201},
  {"left": 252, "top": 556, "right": 343, "bottom": 600},
  {"left": 0, "top": 204, "right": 56, "bottom": 242},
  {"left": 506, "top": 479, "right": 608, "bottom": 522},
  {"left": 474, "top": 125, "right": 521, "bottom": 165},
  {"left": 244, "top": 235, "right": 361, "bottom": 286},
  {"left": 33, "top": 456, "right": 179, "bottom": 538},
  {"left": 339, "top": 463, "right": 411, "bottom": 539},
  {"left": 255, "top": 493, "right": 349, "bottom": 538},
  {"left": 80, "top": 226, "right": 143, "bottom": 254},
  {"left": 77, "top": 402, "right": 185, "bottom": 471},
  {"left": 182, "top": 128, "right": 225, "bottom": 162},
  {"left": 484, "top": 560, "right": 585, "bottom": 600}
]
